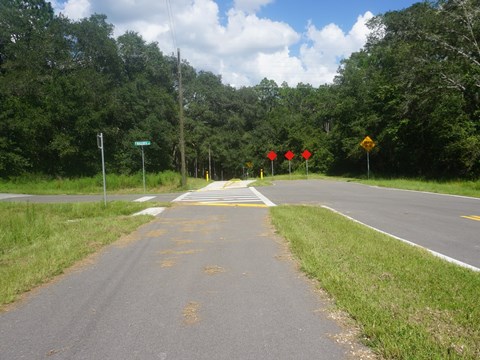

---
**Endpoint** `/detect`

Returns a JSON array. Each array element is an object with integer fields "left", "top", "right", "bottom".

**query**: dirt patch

[
  {"left": 160, "top": 258, "right": 178, "bottom": 268},
  {"left": 158, "top": 249, "right": 203, "bottom": 256},
  {"left": 204, "top": 265, "right": 226, "bottom": 275},
  {"left": 328, "top": 309, "right": 380, "bottom": 360},
  {"left": 157, "top": 216, "right": 226, "bottom": 234},
  {"left": 145, "top": 229, "right": 167, "bottom": 238},
  {"left": 274, "top": 253, "right": 293, "bottom": 262},
  {"left": 183, "top": 301, "right": 201, "bottom": 325},
  {"left": 114, "top": 232, "right": 142, "bottom": 248},
  {"left": 174, "top": 240, "right": 194, "bottom": 246},
  {"left": 158, "top": 218, "right": 212, "bottom": 226}
]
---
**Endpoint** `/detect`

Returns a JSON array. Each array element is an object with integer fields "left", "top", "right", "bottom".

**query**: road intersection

[{"left": 1, "top": 179, "right": 479, "bottom": 359}]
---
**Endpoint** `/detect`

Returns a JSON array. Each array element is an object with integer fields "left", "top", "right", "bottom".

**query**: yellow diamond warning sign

[{"left": 360, "top": 136, "right": 376, "bottom": 152}]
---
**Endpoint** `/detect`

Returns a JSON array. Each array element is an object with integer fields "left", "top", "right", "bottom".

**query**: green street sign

[{"left": 134, "top": 141, "right": 151, "bottom": 146}]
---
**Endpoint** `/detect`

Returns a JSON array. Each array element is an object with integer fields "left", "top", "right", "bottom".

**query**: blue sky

[
  {"left": 218, "top": 1, "right": 420, "bottom": 31},
  {"left": 53, "top": 0, "right": 422, "bottom": 87}
]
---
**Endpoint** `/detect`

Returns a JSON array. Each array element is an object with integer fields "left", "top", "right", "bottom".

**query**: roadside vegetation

[
  {"left": 2, "top": 1, "right": 480, "bottom": 182},
  {"left": 3, "top": 171, "right": 479, "bottom": 199},
  {"left": 0, "top": 201, "right": 166, "bottom": 309},
  {"left": 270, "top": 205, "right": 480, "bottom": 360},
  {"left": 0, "top": 171, "right": 208, "bottom": 195}
]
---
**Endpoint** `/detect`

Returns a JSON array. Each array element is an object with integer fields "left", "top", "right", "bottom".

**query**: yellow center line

[
  {"left": 223, "top": 180, "right": 241, "bottom": 188},
  {"left": 461, "top": 215, "right": 480, "bottom": 222}
]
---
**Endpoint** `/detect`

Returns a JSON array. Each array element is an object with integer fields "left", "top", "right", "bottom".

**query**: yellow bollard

[
  {"left": 260, "top": 169, "right": 264, "bottom": 180},
  {"left": 206, "top": 171, "right": 209, "bottom": 182}
]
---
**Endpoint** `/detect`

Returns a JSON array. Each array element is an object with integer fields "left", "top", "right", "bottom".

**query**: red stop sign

[
  {"left": 267, "top": 151, "right": 277, "bottom": 161},
  {"left": 302, "top": 150, "right": 312, "bottom": 160},
  {"left": 285, "top": 150, "right": 294, "bottom": 161}
]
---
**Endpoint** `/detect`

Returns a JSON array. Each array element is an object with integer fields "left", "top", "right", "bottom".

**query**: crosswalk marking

[
  {"left": 173, "top": 187, "right": 275, "bottom": 207},
  {"left": 461, "top": 215, "right": 480, "bottom": 222},
  {"left": 134, "top": 196, "right": 157, "bottom": 202}
]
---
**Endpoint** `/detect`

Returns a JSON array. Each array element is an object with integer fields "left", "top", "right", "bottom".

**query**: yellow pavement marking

[
  {"left": 223, "top": 180, "right": 239, "bottom": 188},
  {"left": 182, "top": 202, "right": 267, "bottom": 208},
  {"left": 461, "top": 215, "right": 480, "bottom": 222}
]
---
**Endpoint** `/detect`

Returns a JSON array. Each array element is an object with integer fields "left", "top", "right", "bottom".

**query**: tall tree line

[{"left": 1, "top": 0, "right": 479, "bottom": 179}]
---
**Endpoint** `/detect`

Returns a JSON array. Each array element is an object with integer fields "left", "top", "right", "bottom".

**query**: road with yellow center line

[{"left": 462, "top": 215, "right": 480, "bottom": 222}]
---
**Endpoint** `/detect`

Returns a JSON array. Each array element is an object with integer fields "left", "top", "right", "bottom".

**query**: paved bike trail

[{"left": 0, "top": 202, "right": 368, "bottom": 359}]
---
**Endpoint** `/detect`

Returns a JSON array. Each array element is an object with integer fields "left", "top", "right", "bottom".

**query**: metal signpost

[
  {"left": 134, "top": 141, "right": 151, "bottom": 193},
  {"left": 285, "top": 150, "right": 295, "bottom": 177},
  {"left": 360, "top": 136, "right": 376, "bottom": 179},
  {"left": 267, "top": 151, "right": 277, "bottom": 178},
  {"left": 302, "top": 150, "right": 312, "bottom": 178},
  {"left": 97, "top": 133, "right": 107, "bottom": 206}
]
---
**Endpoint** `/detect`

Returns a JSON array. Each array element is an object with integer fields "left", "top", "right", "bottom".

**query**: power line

[{"left": 165, "top": 0, "right": 177, "bottom": 52}]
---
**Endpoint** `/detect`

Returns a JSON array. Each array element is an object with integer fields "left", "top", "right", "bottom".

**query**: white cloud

[
  {"left": 234, "top": 0, "right": 274, "bottom": 14},
  {"left": 220, "top": 10, "right": 299, "bottom": 55},
  {"left": 295, "top": 12, "right": 374, "bottom": 85},
  {"left": 52, "top": 1, "right": 374, "bottom": 87},
  {"left": 54, "top": 0, "right": 91, "bottom": 20}
]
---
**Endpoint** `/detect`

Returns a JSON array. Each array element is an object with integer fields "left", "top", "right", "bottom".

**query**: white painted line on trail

[
  {"left": 134, "top": 196, "right": 156, "bottom": 202},
  {"left": 132, "top": 207, "right": 165, "bottom": 216},
  {"left": 0, "top": 193, "right": 32, "bottom": 200},
  {"left": 172, "top": 192, "right": 192, "bottom": 202},
  {"left": 250, "top": 187, "right": 276, "bottom": 207},
  {"left": 322, "top": 205, "right": 480, "bottom": 272}
]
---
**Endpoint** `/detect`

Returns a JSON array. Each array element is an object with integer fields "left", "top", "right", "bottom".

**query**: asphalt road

[
  {"left": 0, "top": 204, "right": 363, "bottom": 359},
  {"left": 0, "top": 193, "right": 180, "bottom": 203},
  {"left": 259, "top": 180, "right": 480, "bottom": 270},
  {"left": 2, "top": 179, "right": 478, "bottom": 270}
]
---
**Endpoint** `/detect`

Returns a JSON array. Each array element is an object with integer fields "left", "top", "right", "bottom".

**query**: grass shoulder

[
  {"left": 0, "top": 172, "right": 208, "bottom": 195},
  {"left": 0, "top": 201, "right": 167, "bottom": 309},
  {"left": 270, "top": 205, "right": 480, "bottom": 359}
]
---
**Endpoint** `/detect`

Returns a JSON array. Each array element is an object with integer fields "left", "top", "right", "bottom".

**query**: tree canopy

[{"left": 1, "top": 0, "right": 479, "bottom": 179}]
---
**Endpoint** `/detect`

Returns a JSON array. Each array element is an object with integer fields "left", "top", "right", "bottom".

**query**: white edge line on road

[
  {"left": 250, "top": 187, "right": 276, "bottom": 207},
  {"left": 322, "top": 205, "right": 480, "bottom": 273},
  {"left": 133, "top": 196, "right": 156, "bottom": 202},
  {"left": 133, "top": 207, "right": 165, "bottom": 216}
]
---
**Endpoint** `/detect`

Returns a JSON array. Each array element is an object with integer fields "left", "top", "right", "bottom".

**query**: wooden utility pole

[{"left": 178, "top": 48, "right": 187, "bottom": 187}]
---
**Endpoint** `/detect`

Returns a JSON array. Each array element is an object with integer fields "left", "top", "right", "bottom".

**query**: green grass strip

[
  {"left": 0, "top": 172, "right": 208, "bottom": 195},
  {"left": 0, "top": 201, "right": 164, "bottom": 308},
  {"left": 270, "top": 205, "right": 480, "bottom": 359}
]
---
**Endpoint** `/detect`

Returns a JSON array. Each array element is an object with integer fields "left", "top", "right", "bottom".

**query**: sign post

[
  {"left": 134, "top": 141, "right": 151, "bottom": 193},
  {"left": 302, "top": 150, "right": 312, "bottom": 178},
  {"left": 245, "top": 162, "right": 253, "bottom": 179},
  {"left": 97, "top": 133, "right": 107, "bottom": 206},
  {"left": 285, "top": 150, "right": 295, "bottom": 178},
  {"left": 267, "top": 151, "right": 277, "bottom": 178},
  {"left": 360, "top": 136, "right": 376, "bottom": 179}
]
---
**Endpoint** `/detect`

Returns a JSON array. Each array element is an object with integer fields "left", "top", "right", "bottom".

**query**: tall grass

[
  {"left": 271, "top": 205, "right": 480, "bottom": 359},
  {"left": 0, "top": 171, "right": 207, "bottom": 195},
  {"left": 0, "top": 201, "right": 163, "bottom": 307}
]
